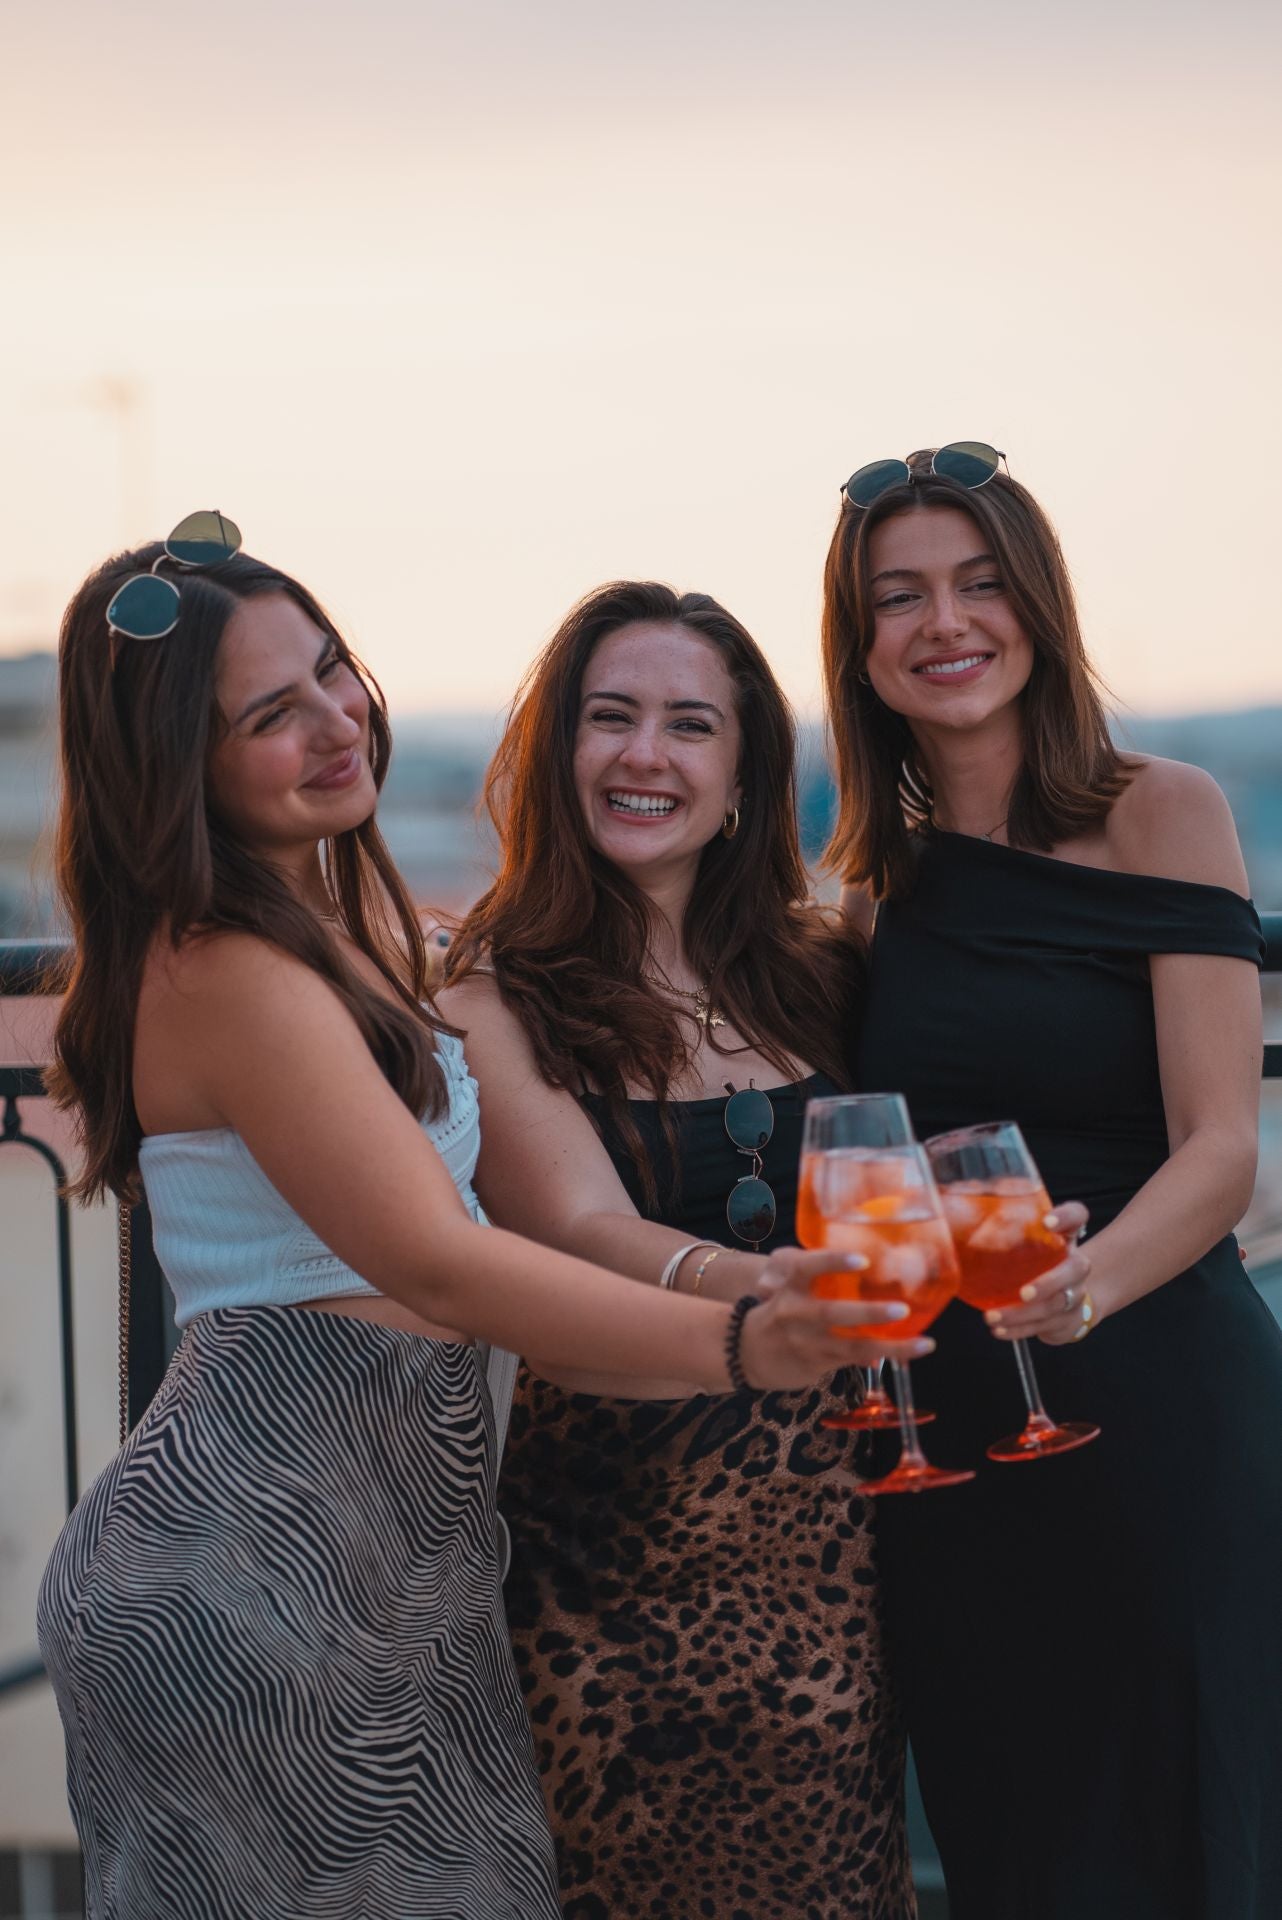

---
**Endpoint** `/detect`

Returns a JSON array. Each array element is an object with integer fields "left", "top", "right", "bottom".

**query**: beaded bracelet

[{"left": 725, "top": 1294, "right": 762, "bottom": 1391}]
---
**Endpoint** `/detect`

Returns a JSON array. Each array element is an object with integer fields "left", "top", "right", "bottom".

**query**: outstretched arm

[
  {"left": 162, "top": 934, "right": 924, "bottom": 1390},
  {"left": 440, "top": 976, "right": 764, "bottom": 1303},
  {"left": 440, "top": 974, "right": 928, "bottom": 1390}
]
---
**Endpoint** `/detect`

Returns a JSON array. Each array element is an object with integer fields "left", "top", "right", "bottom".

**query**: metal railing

[{"left": 3, "top": 916, "right": 1281, "bottom": 1711}]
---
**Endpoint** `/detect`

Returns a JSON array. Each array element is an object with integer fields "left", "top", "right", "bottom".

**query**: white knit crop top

[{"left": 138, "top": 1032, "right": 486, "bottom": 1328}]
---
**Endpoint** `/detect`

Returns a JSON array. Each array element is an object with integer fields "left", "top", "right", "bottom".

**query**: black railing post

[{"left": 1, "top": 1067, "right": 78, "bottom": 1512}]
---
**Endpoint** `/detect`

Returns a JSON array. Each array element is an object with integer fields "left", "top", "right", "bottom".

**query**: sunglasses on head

[
  {"left": 106, "top": 509, "right": 243, "bottom": 649},
  {"left": 841, "top": 442, "right": 1006, "bottom": 512},
  {"left": 724, "top": 1080, "right": 776, "bottom": 1249}
]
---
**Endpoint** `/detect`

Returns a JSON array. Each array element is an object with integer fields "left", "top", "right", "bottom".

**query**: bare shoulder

[
  {"left": 144, "top": 928, "right": 338, "bottom": 1020},
  {"left": 437, "top": 972, "right": 546, "bottom": 1089},
  {"left": 839, "top": 880, "right": 878, "bottom": 938},
  {"left": 436, "top": 970, "right": 502, "bottom": 1024},
  {"left": 136, "top": 931, "right": 370, "bottom": 1134},
  {"left": 1105, "top": 755, "right": 1249, "bottom": 897}
]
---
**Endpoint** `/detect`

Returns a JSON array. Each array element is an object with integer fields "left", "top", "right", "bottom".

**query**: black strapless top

[{"left": 582, "top": 1070, "right": 842, "bottom": 1248}]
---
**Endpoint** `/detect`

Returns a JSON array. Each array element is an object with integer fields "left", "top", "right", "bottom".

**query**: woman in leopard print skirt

[{"left": 442, "top": 582, "right": 941, "bottom": 1918}]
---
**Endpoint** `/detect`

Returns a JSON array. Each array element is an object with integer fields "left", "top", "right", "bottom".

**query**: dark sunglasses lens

[
  {"left": 106, "top": 573, "right": 181, "bottom": 640},
  {"left": 727, "top": 1177, "right": 776, "bottom": 1245},
  {"left": 843, "top": 459, "right": 910, "bottom": 509},
  {"left": 166, "top": 509, "right": 242, "bottom": 567},
  {"left": 932, "top": 442, "right": 1000, "bottom": 490},
  {"left": 725, "top": 1087, "right": 774, "bottom": 1153}
]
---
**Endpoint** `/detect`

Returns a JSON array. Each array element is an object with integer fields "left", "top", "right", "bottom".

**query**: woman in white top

[{"left": 35, "top": 517, "right": 922, "bottom": 1920}]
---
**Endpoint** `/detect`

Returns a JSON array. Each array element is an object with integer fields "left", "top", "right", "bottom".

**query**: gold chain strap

[{"left": 117, "top": 1200, "right": 132, "bottom": 1447}]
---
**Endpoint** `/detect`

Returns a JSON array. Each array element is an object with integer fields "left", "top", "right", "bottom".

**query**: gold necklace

[
  {"left": 676, "top": 983, "right": 726, "bottom": 1031},
  {"left": 645, "top": 970, "right": 726, "bottom": 1030}
]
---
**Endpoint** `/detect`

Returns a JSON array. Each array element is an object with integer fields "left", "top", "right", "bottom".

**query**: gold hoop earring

[{"left": 722, "top": 806, "right": 740, "bottom": 839}]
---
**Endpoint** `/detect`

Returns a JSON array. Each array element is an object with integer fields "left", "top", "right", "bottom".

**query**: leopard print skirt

[{"left": 499, "top": 1369, "right": 915, "bottom": 1920}]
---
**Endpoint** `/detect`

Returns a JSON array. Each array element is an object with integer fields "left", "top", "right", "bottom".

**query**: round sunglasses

[
  {"left": 106, "top": 509, "right": 243, "bottom": 645},
  {"left": 724, "top": 1080, "right": 776, "bottom": 1249},
  {"left": 841, "top": 441, "right": 1005, "bottom": 512}
]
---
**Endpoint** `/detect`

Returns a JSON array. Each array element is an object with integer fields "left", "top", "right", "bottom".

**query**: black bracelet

[{"left": 725, "top": 1294, "right": 763, "bottom": 1392}]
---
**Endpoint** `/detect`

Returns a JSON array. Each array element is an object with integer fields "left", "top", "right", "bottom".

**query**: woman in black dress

[
  {"left": 821, "top": 445, "right": 1282, "bottom": 1919},
  {"left": 442, "top": 581, "right": 950, "bottom": 1918}
]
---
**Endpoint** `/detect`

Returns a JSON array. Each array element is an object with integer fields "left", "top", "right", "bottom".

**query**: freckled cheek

[{"left": 571, "top": 742, "right": 604, "bottom": 826}]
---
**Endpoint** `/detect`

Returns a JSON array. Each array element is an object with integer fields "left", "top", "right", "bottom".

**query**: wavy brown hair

[
  {"left": 49, "top": 542, "right": 453, "bottom": 1203},
  {"left": 822, "top": 454, "right": 1131, "bottom": 898},
  {"left": 447, "top": 581, "right": 861, "bottom": 1200}
]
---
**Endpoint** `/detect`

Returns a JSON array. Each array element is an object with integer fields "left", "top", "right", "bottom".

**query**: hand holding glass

[
  {"left": 797, "top": 1094, "right": 972, "bottom": 1494},
  {"left": 926, "top": 1121, "right": 1101, "bottom": 1462}
]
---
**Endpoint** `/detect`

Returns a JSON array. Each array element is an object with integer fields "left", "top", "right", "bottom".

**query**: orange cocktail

[
  {"left": 798, "top": 1150, "right": 960, "bottom": 1340},
  {"left": 940, "top": 1177, "right": 1067, "bottom": 1310},
  {"left": 925, "top": 1122, "right": 1101, "bottom": 1464}
]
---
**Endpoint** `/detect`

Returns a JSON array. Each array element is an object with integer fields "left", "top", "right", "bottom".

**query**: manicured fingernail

[
  {"left": 1019, "top": 1285, "right": 1037, "bottom": 1302},
  {"left": 882, "top": 1301, "right": 910, "bottom": 1318},
  {"left": 984, "top": 1310, "right": 1004, "bottom": 1327},
  {"left": 912, "top": 1339, "right": 934, "bottom": 1355},
  {"left": 843, "top": 1254, "right": 869, "bottom": 1270},
  {"left": 1044, "top": 1212, "right": 1060, "bottom": 1229},
  {"left": 993, "top": 1328, "right": 1012, "bottom": 1340}
]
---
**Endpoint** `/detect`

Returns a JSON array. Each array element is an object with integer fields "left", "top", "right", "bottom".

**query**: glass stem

[
  {"left": 863, "top": 1364, "right": 884, "bottom": 1403},
  {"left": 1012, "top": 1337, "right": 1054, "bottom": 1430},
  {"left": 887, "top": 1359, "right": 928, "bottom": 1469}
]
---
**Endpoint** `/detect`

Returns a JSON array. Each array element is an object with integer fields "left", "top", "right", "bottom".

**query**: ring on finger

[
  {"left": 1071, "top": 1291, "right": 1096, "bottom": 1342},
  {"left": 1062, "top": 1285, "right": 1075, "bottom": 1311}
]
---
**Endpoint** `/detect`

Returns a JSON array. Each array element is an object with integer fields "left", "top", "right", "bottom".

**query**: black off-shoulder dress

[
  {"left": 857, "top": 831, "right": 1282, "bottom": 1920},
  {"left": 498, "top": 1076, "right": 916, "bottom": 1920}
]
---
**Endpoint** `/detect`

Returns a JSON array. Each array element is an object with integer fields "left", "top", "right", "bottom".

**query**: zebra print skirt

[{"left": 37, "top": 1306, "right": 561, "bottom": 1920}]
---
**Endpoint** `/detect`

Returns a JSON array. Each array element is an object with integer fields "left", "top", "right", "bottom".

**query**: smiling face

[
  {"left": 206, "top": 591, "right": 377, "bottom": 868},
  {"left": 573, "top": 620, "right": 743, "bottom": 896},
  {"left": 864, "top": 505, "right": 1035, "bottom": 736}
]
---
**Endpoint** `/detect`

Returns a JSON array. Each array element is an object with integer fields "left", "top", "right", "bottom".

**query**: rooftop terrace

[{"left": 3, "top": 930, "right": 1281, "bottom": 1918}]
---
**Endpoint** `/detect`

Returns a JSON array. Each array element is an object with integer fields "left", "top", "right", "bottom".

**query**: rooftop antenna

[{"left": 80, "top": 376, "right": 150, "bottom": 548}]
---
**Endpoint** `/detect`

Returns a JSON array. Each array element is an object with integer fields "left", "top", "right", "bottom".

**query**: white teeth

[
  {"left": 606, "top": 791, "right": 679, "bottom": 815},
  {"left": 916, "top": 654, "right": 989, "bottom": 677}
]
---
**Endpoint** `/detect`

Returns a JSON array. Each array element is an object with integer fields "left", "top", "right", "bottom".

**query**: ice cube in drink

[{"left": 950, "top": 1179, "right": 1066, "bottom": 1309}]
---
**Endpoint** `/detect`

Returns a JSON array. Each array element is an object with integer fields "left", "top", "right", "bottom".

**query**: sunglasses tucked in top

[{"left": 724, "top": 1080, "right": 776, "bottom": 1249}]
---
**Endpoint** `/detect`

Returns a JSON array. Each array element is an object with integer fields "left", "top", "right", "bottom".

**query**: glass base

[
  {"left": 857, "top": 1461, "right": 976, "bottom": 1495},
  {"left": 821, "top": 1401, "right": 935, "bottom": 1431},
  {"left": 987, "top": 1420, "right": 1100, "bottom": 1463}
]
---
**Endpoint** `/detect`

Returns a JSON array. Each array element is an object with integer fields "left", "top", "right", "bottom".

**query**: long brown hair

[
  {"left": 822, "top": 455, "right": 1131, "bottom": 897},
  {"left": 50, "top": 542, "right": 452, "bottom": 1203},
  {"left": 448, "top": 581, "right": 861, "bottom": 1200}
]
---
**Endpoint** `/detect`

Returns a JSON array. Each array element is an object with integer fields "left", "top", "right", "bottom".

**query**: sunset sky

[{"left": 1, "top": 0, "right": 1280, "bottom": 719}]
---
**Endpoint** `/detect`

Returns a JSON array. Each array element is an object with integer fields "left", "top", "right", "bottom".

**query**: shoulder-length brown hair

[
  {"left": 822, "top": 456, "right": 1131, "bottom": 897},
  {"left": 448, "top": 581, "right": 861, "bottom": 1198},
  {"left": 50, "top": 542, "right": 452, "bottom": 1204}
]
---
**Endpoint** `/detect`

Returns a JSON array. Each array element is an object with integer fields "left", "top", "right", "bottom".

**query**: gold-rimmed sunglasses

[
  {"left": 106, "top": 509, "right": 242, "bottom": 653},
  {"left": 840, "top": 442, "right": 1007, "bottom": 511}
]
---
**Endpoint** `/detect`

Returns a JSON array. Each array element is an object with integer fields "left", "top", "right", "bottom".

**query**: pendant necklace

[
  {"left": 645, "top": 968, "right": 726, "bottom": 1030},
  {"left": 673, "top": 983, "right": 726, "bottom": 1031}
]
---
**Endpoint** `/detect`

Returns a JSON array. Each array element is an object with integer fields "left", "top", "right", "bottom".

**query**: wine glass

[
  {"left": 795, "top": 1093, "right": 934, "bottom": 1431},
  {"left": 797, "top": 1094, "right": 972, "bottom": 1494},
  {"left": 925, "top": 1121, "right": 1101, "bottom": 1463}
]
